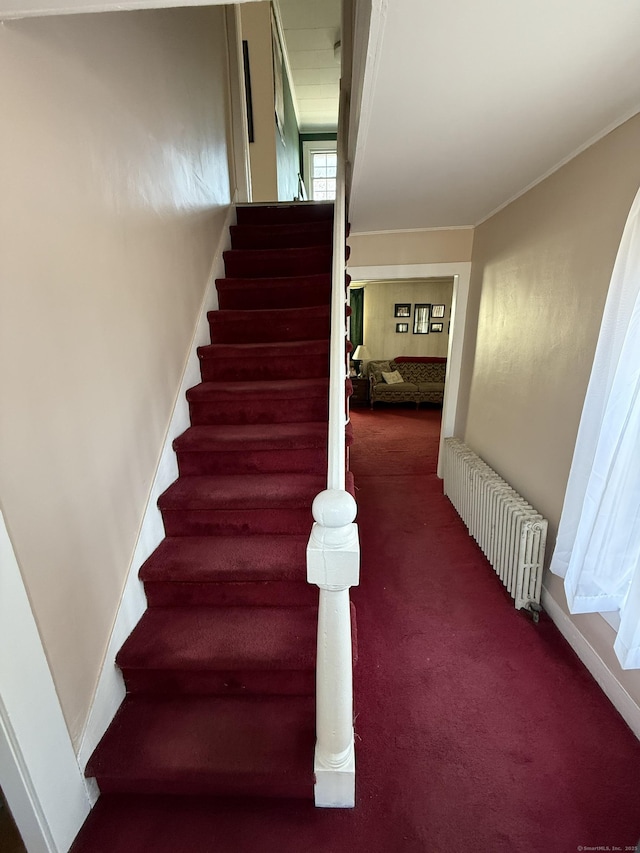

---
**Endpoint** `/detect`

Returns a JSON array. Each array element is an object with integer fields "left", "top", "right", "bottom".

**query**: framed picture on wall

[
  {"left": 430, "top": 322, "right": 444, "bottom": 333},
  {"left": 431, "top": 304, "right": 445, "bottom": 318},
  {"left": 396, "top": 322, "right": 409, "bottom": 333},
  {"left": 413, "top": 304, "right": 431, "bottom": 334},
  {"left": 394, "top": 303, "right": 411, "bottom": 318},
  {"left": 242, "top": 41, "right": 255, "bottom": 143}
]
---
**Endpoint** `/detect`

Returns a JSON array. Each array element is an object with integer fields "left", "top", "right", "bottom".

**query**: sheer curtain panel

[{"left": 550, "top": 185, "right": 640, "bottom": 670}]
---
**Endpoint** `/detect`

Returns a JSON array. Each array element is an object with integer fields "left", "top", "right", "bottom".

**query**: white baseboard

[
  {"left": 77, "top": 203, "right": 235, "bottom": 779},
  {"left": 541, "top": 583, "right": 640, "bottom": 741}
]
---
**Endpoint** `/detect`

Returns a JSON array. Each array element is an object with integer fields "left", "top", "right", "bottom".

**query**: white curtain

[{"left": 550, "top": 184, "right": 640, "bottom": 670}]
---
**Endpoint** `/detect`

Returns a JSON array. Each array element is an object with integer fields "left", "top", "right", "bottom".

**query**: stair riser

[
  {"left": 230, "top": 224, "right": 332, "bottom": 250},
  {"left": 144, "top": 581, "right": 316, "bottom": 608},
  {"left": 188, "top": 398, "right": 328, "bottom": 426},
  {"left": 161, "top": 509, "right": 313, "bottom": 537},
  {"left": 236, "top": 204, "right": 333, "bottom": 225},
  {"left": 95, "top": 775, "right": 314, "bottom": 800},
  {"left": 224, "top": 248, "right": 332, "bottom": 279},
  {"left": 217, "top": 282, "right": 332, "bottom": 311},
  {"left": 199, "top": 355, "right": 327, "bottom": 383},
  {"left": 121, "top": 669, "right": 314, "bottom": 697},
  {"left": 176, "top": 448, "right": 326, "bottom": 477},
  {"left": 208, "top": 316, "right": 330, "bottom": 345}
]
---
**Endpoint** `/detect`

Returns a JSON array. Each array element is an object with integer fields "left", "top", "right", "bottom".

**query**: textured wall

[
  {"left": 0, "top": 7, "right": 232, "bottom": 745},
  {"left": 276, "top": 54, "right": 301, "bottom": 202},
  {"left": 358, "top": 279, "right": 453, "bottom": 360},
  {"left": 461, "top": 114, "right": 640, "bottom": 544}
]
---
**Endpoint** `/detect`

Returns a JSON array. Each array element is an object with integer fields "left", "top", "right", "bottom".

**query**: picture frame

[
  {"left": 431, "top": 304, "right": 445, "bottom": 319},
  {"left": 396, "top": 322, "right": 409, "bottom": 333},
  {"left": 430, "top": 322, "right": 444, "bottom": 333},
  {"left": 242, "top": 41, "right": 255, "bottom": 144},
  {"left": 413, "top": 304, "right": 431, "bottom": 334},
  {"left": 394, "top": 303, "right": 411, "bottom": 318}
]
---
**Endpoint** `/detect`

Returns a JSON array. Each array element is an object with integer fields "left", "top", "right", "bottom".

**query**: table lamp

[{"left": 352, "top": 345, "right": 370, "bottom": 377}]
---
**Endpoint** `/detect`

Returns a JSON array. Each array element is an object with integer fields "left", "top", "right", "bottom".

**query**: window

[
  {"left": 301, "top": 139, "right": 337, "bottom": 200},
  {"left": 311, "top": 152, "right": 337, "bottom": 201}
]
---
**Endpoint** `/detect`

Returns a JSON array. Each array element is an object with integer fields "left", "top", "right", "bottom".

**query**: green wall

[{"left": 276, "top": 59, "right": 300, "bottom": 201}]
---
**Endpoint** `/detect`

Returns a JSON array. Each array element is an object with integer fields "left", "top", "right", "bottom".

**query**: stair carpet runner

[{"left": 84, "top": 203, "right": 353, "bottom": 808}]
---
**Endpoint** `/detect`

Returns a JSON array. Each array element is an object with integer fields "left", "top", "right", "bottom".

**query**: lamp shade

[{"left": 352, "top": 345, "right": 370, "bottom": 361}]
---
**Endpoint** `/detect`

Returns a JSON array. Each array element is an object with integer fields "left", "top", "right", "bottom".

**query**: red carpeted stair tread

[
  {"left": 230, "top": 220, "right": 333, "bottom": 250},
  {"left": 198, "top": 339, "right": 328, "bottom": 360},
  {"left": 216, "top": 274, "right": 333, "bottom": 310},
  {"left": 174, "top": 424, "right": 327, "bottom": 475},
  {"left": 187, "top": 377, "right": 329, "bottom": 425},
  {"left": 197, "top": 340, "right": 330, "bottom": 382},
  {"left": 158, "top": 473, "right": 354, "bottom": 536},
  {"left": 208, "top": 305, "right": 330, "bottom": 344},
  {"left": 86, "top": 695, "right": 315, "bottom": 798},
  {"left": 224, "top": 246, "right": 332, "bottom": 278},
  {"left": 139, "top": 535, "right": 315, "bottom": 607},
  {"left": 186, "top": 379, "right": 330, "bottom": 426},
  {"left": 236, "top": 202, "right": 333, "bottom": 225},
  {"left": 174, "top": 422, "right": 352, "bottom": 453},
  {"left": 186, "top": 378, "right": 328, "bottom": 403},
  {"left": 140, "top": 535, "right": 308, "bottom": 584},
  {"left": 158, "top": 473, "right": 325, "bottom": 511},
  {"left": 173, "top": 423, "right": 329, "bottom": 454},
  {"left": 117, "top": 606, "right": 316, "bottom": 673}
]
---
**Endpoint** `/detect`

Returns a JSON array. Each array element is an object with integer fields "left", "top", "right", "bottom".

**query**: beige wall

[
  {"left": 348, "top": 228, "right": 474, "bottom": 267},
  {"left": 356, "top": 279, "right": 453, "bottom": 360},
  {"left": 241, "top": 2, "right": 279, "bottom": 202},
  {"left": 461, "top": 114, "right": 640, "bottom": 541},
  {"left": 460, "top": 114, "right": 640, "bottom": 709},
  {"left": 0, "top": 8, "right": 232, "bottom": 745}
]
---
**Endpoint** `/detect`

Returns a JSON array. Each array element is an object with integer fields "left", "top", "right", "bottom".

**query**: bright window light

[{"left": 311, "top": 152, "right": 337, "bottom": 200}]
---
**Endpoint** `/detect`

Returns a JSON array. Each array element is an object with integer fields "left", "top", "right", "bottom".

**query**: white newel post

[{"left": 307, "top": 488, "right": 360, "bottom": 808}]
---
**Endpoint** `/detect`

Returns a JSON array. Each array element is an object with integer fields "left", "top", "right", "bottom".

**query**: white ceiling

[
  {"left": 0, "top": 0, "right": 244, "bottom": 16},
  {"left": 349, "top": 0, "right": 640, "bottom": 232},
  {"left": 5, "top": 0, "right": 639, "bottom": 230},
  {"left": 277, "top": 0, "right": 341, "bottom": 132}
]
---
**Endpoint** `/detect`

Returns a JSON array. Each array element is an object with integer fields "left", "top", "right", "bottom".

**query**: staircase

[{"left": 81, "top": 203, "right": 353, "bottom": 824}]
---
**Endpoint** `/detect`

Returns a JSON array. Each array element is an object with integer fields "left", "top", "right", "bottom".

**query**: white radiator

[{"left": 442, "top": 438, "right": 547, "bottom": 620}]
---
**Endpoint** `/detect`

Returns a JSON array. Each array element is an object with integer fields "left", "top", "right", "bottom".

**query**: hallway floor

[{"left": 72, "top": 407, "right": 640, "bottom": 852}]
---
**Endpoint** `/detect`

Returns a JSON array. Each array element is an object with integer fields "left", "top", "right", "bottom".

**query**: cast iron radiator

[{"left": 442, "top": 438, "right": 548, "bottom": 621}]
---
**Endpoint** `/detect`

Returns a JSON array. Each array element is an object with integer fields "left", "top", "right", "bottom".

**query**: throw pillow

[
  {"left": 382, "top": 370, "right": 404, "bottom": 385},
  {"left": 371, "top": 360, "right": 392, "bottom": 383}
]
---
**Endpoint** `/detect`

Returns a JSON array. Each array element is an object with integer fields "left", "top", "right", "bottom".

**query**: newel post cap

[
  {"left": 312, "top": 489, "right": 357, "bottom": 528},
  {"left": 307, "top": 489, "right": 360, "bottom": 589}
]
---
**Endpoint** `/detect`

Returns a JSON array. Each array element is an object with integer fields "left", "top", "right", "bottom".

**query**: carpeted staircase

[{"left": 82, "top": 203, "right": 352, "bottom": 812}]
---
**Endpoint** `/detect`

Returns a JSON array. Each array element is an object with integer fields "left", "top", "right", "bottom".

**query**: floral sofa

[{"left": 367, "top": 356, "right": 447, "bottom": 408}]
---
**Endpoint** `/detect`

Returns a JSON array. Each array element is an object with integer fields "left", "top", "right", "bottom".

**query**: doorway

[
  {"left": 0, "top": 787, "right": 26, "bottom": 853},
  {"left": 346, "top": 261, "right": 472, "bottom": 477}
]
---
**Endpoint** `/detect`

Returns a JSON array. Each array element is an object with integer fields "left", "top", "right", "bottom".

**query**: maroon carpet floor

[{"left": 72, "top": 407, "right": 640, "bottom": 852}]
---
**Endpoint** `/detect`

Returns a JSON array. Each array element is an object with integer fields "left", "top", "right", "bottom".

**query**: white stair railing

[{"left": 306, "top": 84, "right": 360, "bottom": 809}]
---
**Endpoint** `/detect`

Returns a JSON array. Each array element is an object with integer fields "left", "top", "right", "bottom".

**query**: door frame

[
  {"left": 0, "top": 510, "right": 90, "bottom": 853},
  {"left": 346, "top": 262, "right": 471, "bottom": 477}
]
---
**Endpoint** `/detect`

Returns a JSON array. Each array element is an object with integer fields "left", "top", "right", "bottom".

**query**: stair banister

[{"left": 307, "top": 84, "right": 360, "bottom": 809}]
